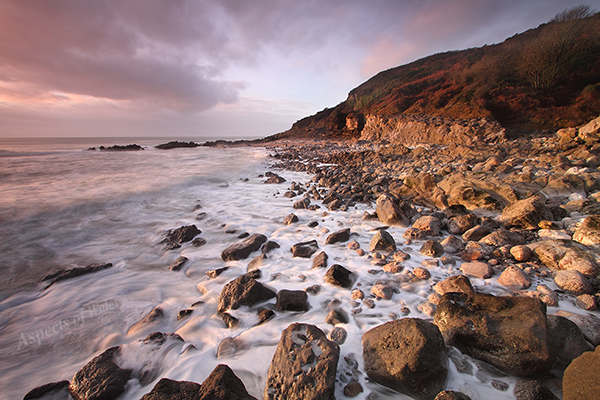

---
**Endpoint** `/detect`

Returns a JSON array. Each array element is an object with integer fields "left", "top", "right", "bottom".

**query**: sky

[{"left": 1, "top": 0, "right": 598, "bottom": 139}]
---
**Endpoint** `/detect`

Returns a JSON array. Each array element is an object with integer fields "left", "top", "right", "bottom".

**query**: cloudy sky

[{"left": 1, "top": 0, "right": 598, "bottom": 138}]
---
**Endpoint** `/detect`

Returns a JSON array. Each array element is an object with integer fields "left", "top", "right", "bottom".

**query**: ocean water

[{"left": 0, "top": 137, "right": 580, "bottom": 399}]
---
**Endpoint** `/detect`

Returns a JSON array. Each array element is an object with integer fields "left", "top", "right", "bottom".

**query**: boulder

[
  {"left": 324, "top": 264, "right": 356, "bottom": 289},
  {"left": 369, "top": 230, "right": 397, "bottom": 253},
  {"left": 275, "top": 289, "right": 309, "bottom": 312},
  {"left": 127, "top": 307, "right": 164, "bottom": 335},
  {"left": 293, "top": 197, "right": 311, "bottom": 209},
  {"left": 325, "top": 309, "right": 349, "bottom": 325},
  {"left": 311, "top": 251, "right": 328, "bottom": 269},
  {"left": 24, "top": 381, "right": 70, "bottom": 400},
  {"left": 168, "top": 256, "right": 188, "bottom": 271},
  {"left": 499, "top": 196, "right": 552, "bottom": 230},
  {"left": 371, "top": 284, "right": 394, "bottom": 300},
  {"left": 510, "top": 245, "right": 532, "bottom": 262},
  {"left": 479, "top": 229, "right": 525, "bottom": 247},
  {"left": 221, "top": 234, "right": 268, "bottom": 261},
  {"left": 434, "top": 292, "right": 555, "bottom": 377},
  {"left": 265, "top": 174, "right": 286, "bottom": 184},
  {"left": 325, "top": 228, "right": 351, "bottom": 245},
  {"left": 291, "top": 240, "right": 319, "bottom": 258},
  {"left": 556, "top": 310, "right": 600, "bottom": 346},
  {"left": 462, "top": 225, "right": 491, "bottom": 242},
  {"left": 563, "top": 346, "right": 600, "bottom": 400},
  {"left": 362, "top": 318, "right": 448, "bottom": 400},
  {"left": 69, "top": 347, "right": 132, "bottom": 400},
  {"left": 440, "top": 235, "right": 464, "bottom": 253},
  {"left": 433, "top": 275, "right": 475, "bottom": 296},
  {"left": 437, "top": 174, "right": 510, "bottom": 211},
  {"left": 447, "top": 214, "right": 477, "bottom": 235},
  {"left": 283, "top": 213, "right": 299, "bottom": 225},
  {"left": 376, "top": 193, "right": 410, "bottom": 227},
  {"left": 497, "top": 266, "right": 532, "bottom": 290},
  {"left": 419, "top": 240, "right": 444, "bottom": 257},
  {"left": 460, "top": 261, "right": 494, "bottom": 279},
  {"left": 412, "top": 215, "right": 442, "bottom": 236},
  {"left": 573, "top": 215, "right": 600, "bottom": 246},
  {"left": 534, "top": 239, "right": 599, "bottom": 277},
  {"left": 554, "top": 270, "right": 593, "bottom": 295},
  {"left": 197, "top": 364, "right": 256, "bottom": 400},
  {"left": 513, "top": 380, "right": 559, "bottom": 400},
  {"left": 261, "top": 240, "right": 280, "bottom": 255},
  {"left": 217, "top": 275, "right": 276, "bottom": 312},
  {"left": 264, "top": 323, "right": 339, "bottom": 400},
  {"left": 139, "top": 378, "right": 201, "bottom": 400},
  {"left": 547, "top": 315, "right": 590, "bottom": 369},
  {"left": 165, "top": 225, "right": 201, "bottom": 246}
]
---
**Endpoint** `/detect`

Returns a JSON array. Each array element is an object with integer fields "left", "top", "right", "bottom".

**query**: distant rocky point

[
  {"left": 87, "top": 144, "right": 144, "bottom": 151},
  {"left": 155, "top": 141, "right": 200, "bottom": 150}
]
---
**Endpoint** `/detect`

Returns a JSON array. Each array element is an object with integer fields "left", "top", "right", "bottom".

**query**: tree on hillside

[{"left": 519, "top": 5, "right": 597, "bottom": 89}]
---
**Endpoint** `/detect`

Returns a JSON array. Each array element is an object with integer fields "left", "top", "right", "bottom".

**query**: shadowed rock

[
  {"left": 218, "top": 275, "right": 276, "bottom": 312},
  {"left": 291, "top": 240, "right": 319, "bottom": 258},
  {"left": 221, "top": 234, "right": 268, "bottom": 261},
  {"left": 324, "top": 264, "right": 356, "bottom": 289},
  {"left": 42, "top": 263, "right": 113, "bottom": 288},
  {"left": 325, "top": 228, "right": 351, "bottom": 245},
  {"left": 24, "top": 381, "right": 70, "bottom": 400}
]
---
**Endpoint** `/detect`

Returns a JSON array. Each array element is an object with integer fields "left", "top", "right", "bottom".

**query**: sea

[{"left": 0, "top": 137, "right": 564, "bottom": 399}]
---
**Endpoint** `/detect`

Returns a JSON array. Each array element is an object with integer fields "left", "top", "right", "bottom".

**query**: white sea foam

[{"left": 0, "top": 139, "right": 596, "bottom": 399}]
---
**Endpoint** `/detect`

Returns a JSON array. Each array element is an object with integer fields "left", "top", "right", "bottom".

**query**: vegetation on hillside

[{"left": 284, "top": 6, "right": 600, "bottom": 138}]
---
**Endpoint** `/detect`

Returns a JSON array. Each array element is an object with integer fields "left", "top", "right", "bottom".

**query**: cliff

[{"left": 267, "top": 11, "right": 600, "bottom": 144}]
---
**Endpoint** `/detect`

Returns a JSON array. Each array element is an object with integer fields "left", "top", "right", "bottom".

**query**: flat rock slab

[
  {"left": 362, "top": 318, "right": 448, "bottom": 400},
  {"left": 42, "top": 263, "right": 113, "bottom": 288},
  {"left": 291, "top": 240, "right": 319, "bottom": 258},
  {"left": 264, "top": 323, "right": 339, "bottom": 400},
  {"left": 69, "top": 346, "right": 132, "bottom": 400},
  {"left": 434, "top": 292, "right": 555, "bottom": 377},
  {"left": 221, "top": 234, "right": 268, "bottom": 261},
  {"left": 218, "top": 275, "right": 276, "bottom": 312}
]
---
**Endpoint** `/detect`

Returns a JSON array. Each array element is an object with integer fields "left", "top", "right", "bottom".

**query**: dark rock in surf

[
  {"left": 127, "top": 307, "right": 164, "bottom": 335},
  {"left": 100, "top": 144, "right": 143, "bottom": 151},
  {"left": 42, "top": 263, "right": 113, "bottom": 288},
  {"left": 140, "top": 378, "right": 201, "bottom": 400},
  {"left": 69, "top": 346, "right": 132, "bottom": 400},
  {"left": 262, "top": 240, "right": 280, "bottom": 254},
  {"left": 291, "top": 240, "right": 319, "bottom": 258},
  {"left": 264, "top": 323, "right": 339, "bottom": 400},
  {"left": 325, "top": 228, "right": 351, "bottom": 245},
  {"left": 312, "top": 251, "right": 328, "bottom": 269},
  {"left": 217, "top": 275, "right": 276, "bottom": 312},
  {"left": 221, "top": 234, "right": 268, "bottom": 261},
  {"left": 165, "top": 225, "right": 201, "bottom": 248},
  {"left": 324, "top": 264, "right": 356, "bottom": 289},
  {"left": 23, "top": 381, "right": 70, "bottom": 400},
  {"left": 275, "top": 289, "right": 309, "bottom": 312},
  {"left": 513, "top": 380, "right": 558, "bottom": 400},
  {"left": 168, "top": 256, "right": 188, "bottom": 271}
]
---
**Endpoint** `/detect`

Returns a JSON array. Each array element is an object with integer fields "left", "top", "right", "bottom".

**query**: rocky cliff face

[{"left": 359, "top": 114, "right": 506, "bottom": 146}]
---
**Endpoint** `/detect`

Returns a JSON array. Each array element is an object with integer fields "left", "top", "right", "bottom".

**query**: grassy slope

[{"left": 277, "top": 13, "right": 600, "bottom": 140}]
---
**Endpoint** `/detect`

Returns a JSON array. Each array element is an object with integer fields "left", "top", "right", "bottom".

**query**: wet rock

[
  {"left": 434, "top": 390, "right": 472, "bottom": 400},
  {"left": 139, "top": 378, "right": 201, "bottom": 400},
  {"left": 576, "top": 294, "right": 597, "bottom": 310},
  {"left": 284, "top": 213, "right": 299, "bottom": 225},
  {"left": 362, "top": 318, "right": 448, "bottom": 400},
  {"left": 434, "top": 292, "right": 555, "bottom": 377},
  {"left": 23, "top": 381, "right": 70, "bottom": 400},
  {"left": 291, "top": 240, "right": 319, "bottom": 258},
  {"left": 413, "top": 266, "right": 432, "bottom": 280},
  {"left": 248, "top": 254, "right": 268, "bottom": 272},
  {"left": 216, "top": 337, "right": 244, "bottom": 358},
  {"left": 217, "top": 275, "right": 276, "bottom": 313},
  {"left": 215, "top": 312, "right": 238, "bottom": 329},
  {"left": 515, "top": 284, "right": 559, "bottom": 307},
  {"left": 324, "top": 264, "right": 356, "bottom": 289},
  {"left": 375, "top": 193, "right": 410, "bottom": 227},
  {"left": 198, "top": 364, "right": 256, "bottom": 399},
  {"left": 393, "top": 250, "right": 412, "bottom": 262},
  {"left": 433, "top": 275, "right": 476, "bottom": 296},
  {"left": 510, "top": 245, "right": 532, "bottom": 262},
  {"left": 563, "top": 347, "right": 600, "bottom": 400},
  {"left": 369, "top": 229, "right": 397, "bottom": 253},
  {"left": 69, "top": 347, "right": 132, "bottom": 400},
  {"left": 556, "top": 310, "right": 600, "bottom": 346},
  {"left": 383, "top": 261, "right": 404, "bottom": 273},
  {"left": 258, "top": 309, "right": 275, "bottom": 325},
  {"left": 547, "top": 315, "right": 590, "bottom": 369},
  {"left": 447, "top": 214, "right": 478, "bottom": 235},
  {"left": 534, "top": 240, "right": 599, "bottom": 277},
  {"left": 265, "top": 173, "right": 286, "bottom": 184},
  {"left": 371, "top": 284, "right": 394, "bottom": 300},
  {"left": 293, "top": 196, "right": 311, "bottom": 209},
  {"left": 206, "top": 267, "right": 228, "bottom": 279},
  {"left": 177, "top": 309, "right": 193, "bottom": 320},
  {"left": 276, "top": 289, "right": 309, "bottom": 312},
  {"left": 168, "top": 256, "right": 188, "bottom": 271},
  {"left": 264, "top": 323, "right": 339, "bottom": 400},
  {"left": 441, "top": 235, "right": 464, "bottom": 253},
  {"left": 326, "top": 308, "right": 349, "bottom": 325},
  {"left": 343, "top": 382, "right": 363, "bottom": 397},
  {"left": 329, "top": 327, "right": 348, "bottom": 345},
  {"left": 261, "top": 240, "right": 280, "bottom": 254},
  {"left": 461, "top": 241, "right": 492, "bottom": 261},
  {"left": 403, "top": 227, "right": 427, "bottom": 240},
  {"left": 325, "top": 228, "right": 351, "bottom": 245},
  {"left": 554, "top": 270, "right": 593, "bottom": 295},
  {"left": 419, "top": 240, "right": 444, "bottom": 257},
  {"left": 479, "top": 229, "right": 525, "bottom": 247},
  {"left": 498, "top": 266, "right": 532, "bottom": 290},
  {"left": 192, "top": 237, "right": 207, "bottom": 247},
  {"left": 127, "top": 307, "right": 164, "bottom": 335},
  {"left": 573, "top": 214, "right": 600, "bottom": 246},
  {"left": 412, "top": 215, "right": 442, "bottom": 236},
  {"left": 513, "top": 380, "right": 558, "bottom": 400},
  {"left": 499, "top": 196, "right": 552, "bottom": 230},
  {"left": 221, "top": 234, "right": 268, "bottom": 261},
  {"left": 311, "top": 251, "right": 328, "bottom": 269},
  {"left": 460, "top": 261, "right": 494, "bottom": 279},
  {"left": 462, "top": 225, "right": 491, "bottom": 242},
  {"left": 165, "top": 225, "right": 201, "bottom": 246},
  {"left": 42, "top": 263, "right": 113, "bottom": 288}
]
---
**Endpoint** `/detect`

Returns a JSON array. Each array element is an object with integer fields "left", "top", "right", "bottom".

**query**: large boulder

[
  {"left": 275, "top": 289, "right": 309, "bottom": 312},
  {"left": 325, "top": 228, "right": 351, "bottom": 245},
  {"left": 264, "top": 323, "right": 339, "bottom": 400},
  {"left": 221, "top": 234, "right": 268, "bottom": 261},
  {"left": 547, "top": 315, "right": 590, "bottom": 369},
  {"left": 433, "top": 292, "right": 555, "bottom": 377},
  {"left": 412, "top": 215, "right": 442, "bottom": 236},
  {"left": 533, "top": 240, "right": 600, "bottom": 277},
  {"left": 324, "top": 264, "right": 356, "bottom": 289},
  {"left": 499, "top": 196, "right": 552, "bottom": 230},
  {"left": 362, "top": 318, "right": 448, "bottom": 400},
  {"left": 69, "top": 347, "right": 132, "bottom": 400},
  {"left": 376, "top": 193, "right": 410, "bottom": 227},
  {"left": 563, "top": 346, "right": 600, "bottom": 400},
  {"left": 217, "top": 275, "right": 276, "bottom": 312},
  {"left": 573, "top": 215, "right": 600, "bottom": 246},
  {"left": 140, "top": 378, "right": 202, "bottom": 400},
  {"left": 433, "top": 275, "right": 475, "bottom": 296},
  {"left": 447, "top": 214, "right": 477, "bottom": 235}
]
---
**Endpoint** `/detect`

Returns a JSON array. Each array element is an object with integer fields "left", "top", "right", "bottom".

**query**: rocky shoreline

[{"left": 24, "top": 117, "right": 600, "bottom": 400}]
